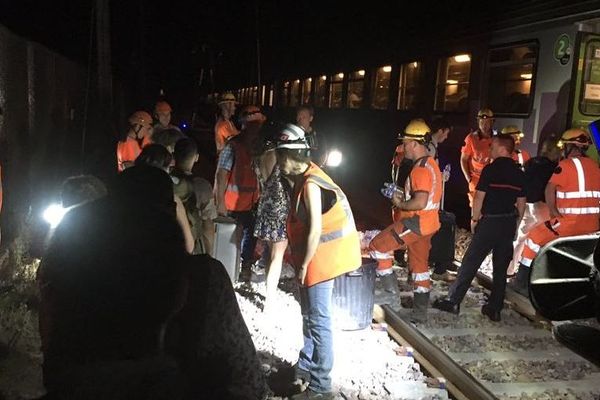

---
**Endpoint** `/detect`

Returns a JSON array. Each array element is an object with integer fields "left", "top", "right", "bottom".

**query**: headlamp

[{"left": 43, "top": 204, "right": 67, "bottom": 228}]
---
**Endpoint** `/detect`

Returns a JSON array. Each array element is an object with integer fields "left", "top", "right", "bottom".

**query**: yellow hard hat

[
  {"left": 557, "top": 128, "right": 591, "bottom": 148},
  {"left": 154, "top": 100, "right": 172, "bottom": 113},
  {"left": 477, "top": 108, "right": 494, "bottom": 119},
  {"left": 398, "top": 118, "right": 431, "bottom": 142},
  {"left": 501, "top": 125, "right": 524, "bottom": 138},
  {"left": 218, "top": 92, "right": 237, "bottom": 105},
  {"left": 128, "top": 111, "right": 153, "bottom": 127}
]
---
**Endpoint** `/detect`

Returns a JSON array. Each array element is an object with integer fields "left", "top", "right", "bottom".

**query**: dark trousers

[
  {"left": 448, "top": 215, "right": 517, "bottom": 312},
  {"left": 230, "top": 210, "right": 257, "bottom": 264}
]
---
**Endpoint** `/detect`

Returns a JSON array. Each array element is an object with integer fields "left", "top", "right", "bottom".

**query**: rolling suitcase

[
  {"left": 428, "top": 210, "right": 456, "bottom": 271},
  {"left": 212, "top": 216, "right": 241, "bottom": 283}
]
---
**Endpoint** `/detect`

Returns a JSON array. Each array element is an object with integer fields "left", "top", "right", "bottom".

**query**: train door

[{"left": 569, "top": 31, "right": 600, "bottom": 162}]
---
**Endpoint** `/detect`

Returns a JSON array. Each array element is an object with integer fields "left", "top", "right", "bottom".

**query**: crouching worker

[
  {"left": 38, "top": 165, "right": 269, "bottom": 400},
  {"left": 277, "top": 124, "right": 361, "bottom": 400},
  {"left": 369, "top": 119, "right": 442, "bottom": 322}
]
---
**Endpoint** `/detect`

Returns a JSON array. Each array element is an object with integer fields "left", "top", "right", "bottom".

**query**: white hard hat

[{"left": 277, "top": 124, "right": 310, "bottom": 150}]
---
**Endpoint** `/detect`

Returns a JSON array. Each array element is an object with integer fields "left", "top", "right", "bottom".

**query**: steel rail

[{"left": 373, "top": 304, "right": 499, "bottom": 400}]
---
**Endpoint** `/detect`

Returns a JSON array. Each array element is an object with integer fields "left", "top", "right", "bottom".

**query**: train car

[{"left": 224, "top": 3, "right": 600, "bottom": 229}]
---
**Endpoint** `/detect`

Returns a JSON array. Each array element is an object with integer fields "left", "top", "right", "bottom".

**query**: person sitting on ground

[
  {"left": 135, "top": 144, "right": 195, "bottom": 254},
  {"left": 38, "top": 165, "right": 269, "bottom": 400},
  {"left": 171, "top": 138, "right": 217, "bottom": 255}
]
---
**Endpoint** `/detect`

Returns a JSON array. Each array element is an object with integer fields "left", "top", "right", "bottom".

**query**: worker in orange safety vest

[
  {"left": 214, "top": 92, "right": 239, "bottom": 156},
  {"left": 501, "top": 125, "right": 531, "bottom": 171},
  {"left": 370, "top": 119, "right": 443, "bottom": 322},
  {"left": 512, "top": 128, "right": 600, "bottom": 296},
  {"left": 116, "top": 111, "right": 153, "bottom": 172},
  {"left": 214, "top": 105, "right": 264, "bottom": 266},
  {"left": 461, "top": 108, "right": 494, "bottom": 207},
  {"left": 278, "top": 123, "right": 361, "bottom": 398}
]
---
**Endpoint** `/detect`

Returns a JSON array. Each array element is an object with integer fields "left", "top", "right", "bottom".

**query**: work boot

[
  {"left": 508, "top": 264, "right": 530, "bottom": 297},
  {"left": 409, "top": 292, "right": 430, "bottom": 323},
  {"left": 481, "top": 304, "right": 501, "bottom": 322},
  {"left": 290, "top": 388, "right": 334, "bottom": 400},
  {"left": 381, "top": 273, "right": 399, "bottom": 294},
  {"left": 432, "top": 297, "right": 460, "bottom": 315},
  {"left": 431, "top": 271, "right": 456, "bottom": 283}
]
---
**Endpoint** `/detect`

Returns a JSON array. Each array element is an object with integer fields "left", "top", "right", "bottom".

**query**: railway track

[{"left": 374, "top": 264, "right": 600, "bottom": 400}]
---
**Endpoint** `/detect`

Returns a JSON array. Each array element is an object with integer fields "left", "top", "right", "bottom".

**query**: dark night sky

[{"left": 0, "top": 0, "right": 572, "bottom": 99}]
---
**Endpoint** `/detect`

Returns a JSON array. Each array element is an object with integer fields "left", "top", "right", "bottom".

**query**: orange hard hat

[
  {"left": 154, "top": 101, "right": 172, "bottom": 114},
  {"left": 128, "top": 111, "right": 153, "bottom": 127}
]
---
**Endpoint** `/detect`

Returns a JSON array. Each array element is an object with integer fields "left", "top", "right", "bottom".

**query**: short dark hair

[
  {"left": 276, "top": 148, "right": 312, "bottom": 164},
  {"left": 135, "top": 144, "right": 173, "bottom": 170},
  {"left": 173, "top": 138, "right": 198, "bottom": 165},
  {"left": 430, "top": 117, "right": 451, "bottom": 133},
  {"left": 61, "top": 175, "right": 107, "bottom": 208},
  {"left": 152, "top": 129, "right": 185, "bottom": 150},
  {"left": 297, "top": 104, "right": 314, "bottom": 117},
  {"left": 493, "top": 134, "right": 515, "bottom": 154}
]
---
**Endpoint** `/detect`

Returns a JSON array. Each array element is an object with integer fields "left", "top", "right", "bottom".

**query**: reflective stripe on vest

[
  {"left": 558, "top": 207, "right": 600, "bottom": 215},
  {"left": 518, "top": 152, "right": 524, "bottom": 170},
  {"left": 226, "top": 184, "right": 257, "bottom": 193}
]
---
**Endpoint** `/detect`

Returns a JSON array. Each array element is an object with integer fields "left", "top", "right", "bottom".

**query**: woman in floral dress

[{"left": 254, "top": 134, "right": 291, "bottom": 307}]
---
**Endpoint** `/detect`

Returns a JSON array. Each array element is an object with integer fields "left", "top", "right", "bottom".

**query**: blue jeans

[
  {"left": 298, "top": 279, "right": 334, "bottom": 393},
  {"left": 230, "top": 210, "right": 257, "bottom": 264}
]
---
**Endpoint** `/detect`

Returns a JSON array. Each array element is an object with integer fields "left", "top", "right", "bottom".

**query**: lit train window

[
  {"left": 252, "top": 86, "right": 258, "bottom": 104},
  {"left": 487, "top": 43, "right": 538, "bottom": 116},
  {"left": 329, "top": 73, "right": 344, "bottom": 108},
  {"left": 434, "top": 54, "right": 471, "bottom": 112},
  {"left": 290, "top": 80, "right": 301, "bottom": 107},
  {"left": 372, "top": 65, "right": 392, "bottom": 110},
  {"left": 302, "top": 78, "right": 312, "bottom": 104},
  {"left": 260, "top": 85, "right": 266, "bottom": 106},
  {"left": 398, "top": 61, "right": 422, "bottom": 110},
  {"left": 346, "top": 70, "right": 365, "bottom": 108},
  {"left": 315, "top": 75, "right": 328, "bottom": 107},
  {"left": 282, "top": 81, "right": 290, "bottom": 107},
  {"left": 268, "top": 84, "right": 274, "bottom": 106},
  {"left": 579, "top": 39, "right": 600, "bottom": 116}
]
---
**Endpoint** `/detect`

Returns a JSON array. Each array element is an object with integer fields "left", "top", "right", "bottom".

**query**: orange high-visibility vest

[
  {"left": 215, "top": 119, "right": 239, "bottom": 154},
  {"left": 553, "top": 157, "right": 600, "bottom": 228},
  {"left": 461, "top": 131, "right": 492, "bottom": 179},
  {"left": 116, "top": 137, "right": 142, "bottom": 172},
  {"left": 288, "top": 163, "right": 361, "bottom": 287},
  {"left": 223, "top": 139, "right": 259, "bottom": 212}
]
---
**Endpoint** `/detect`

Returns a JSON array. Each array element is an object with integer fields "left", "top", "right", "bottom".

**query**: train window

[
  {"left": 282, "top": 81, "right": 290, "bottom": 107},
  {"left": 346, "top": 70, "right": 365, "bottom": 108},
  {"left": 434, "top": 54, "right": 471, "bottom": 112},
  {"left": 260, "top": 85, "right": 266, "bottom": 106},
  {"left": 290, "top": 79, "right": 301, "bottom": 107},
  {"left": 302, "top": 78, "right": 312, "bottom": 104},
  {"left": 487, "top": 44, "right": 538, "bottom": 115},
  {"left": 579, "top": 39, "right": 600, "bottom": 116},
  {"left": 372, "top": 65, "right": 392, "bottom": 110},
  {"left": 398, "top": 61, "right": 422, "bottom": 110},
  {"left": 268, "top": 84, "right": 274, "bottom": 106},
  {"left": 329, "top": 72, "right": 344, "bottom": 108},
  {"left": 252, "top": 86, "right": 258, "bottom": 104},
  {"left": 315, "top": 75, "right": 328, "bottom": 107}
]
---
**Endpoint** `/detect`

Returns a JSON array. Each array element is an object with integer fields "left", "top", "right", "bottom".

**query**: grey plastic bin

[{"left": 332, "top": 258, "right": 377, "bottom": 330}]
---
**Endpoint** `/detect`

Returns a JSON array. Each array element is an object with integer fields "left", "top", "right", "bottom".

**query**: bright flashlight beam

[
  {"left": 326, "top": 150, "right": 343, "bottom": 167},
  {"left": 43, "top": 204, "right": 67, "bottom": 228}
]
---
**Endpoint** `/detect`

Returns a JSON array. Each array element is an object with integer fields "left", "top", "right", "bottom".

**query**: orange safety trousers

[
  {"left": 369, "top": 220, "right": 433, "bottom": 293},
  {"left": 520, "top": 216, "right": 599, "bottom": 268}
]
